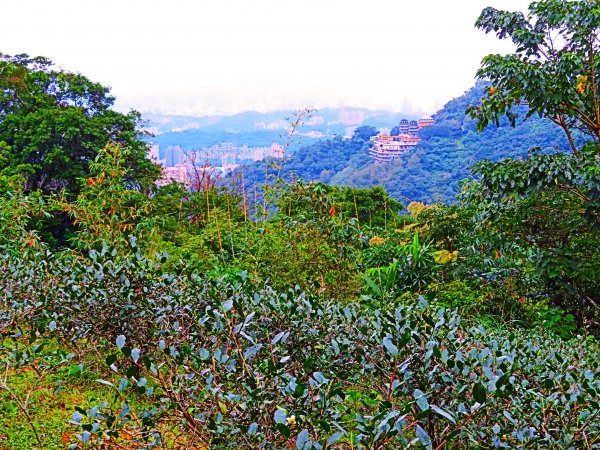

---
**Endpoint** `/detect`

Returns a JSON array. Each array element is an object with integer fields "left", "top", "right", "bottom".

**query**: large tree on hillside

[
  {"left": 469, "top": 0, "right": 600, "bottom": 155},
  {"left": 0, "top": 53, "right": 160, "bottom": 194},
  {"left": 465, "top": 0, "right": 600, "bottom": 321}
]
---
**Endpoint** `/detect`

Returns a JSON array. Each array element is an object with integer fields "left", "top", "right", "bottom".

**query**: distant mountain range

[
  {"left": 141, "top": 108, "right": 420, "bottom": 155},
  {"left": 224, "top": 83, "right": 574, "bottom": 204}
]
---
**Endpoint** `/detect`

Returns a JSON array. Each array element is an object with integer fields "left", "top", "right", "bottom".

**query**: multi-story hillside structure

[{"left": 369, "top": 117, "right": 434, "bottom": 162}]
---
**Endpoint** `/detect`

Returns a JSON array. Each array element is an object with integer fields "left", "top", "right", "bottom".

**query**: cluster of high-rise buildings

[
  {"left": 369, "top": 117, "right": 434, "bottom": 162},
  {"left": 147, "top": 142, "right": 285, "bottom": 186}
]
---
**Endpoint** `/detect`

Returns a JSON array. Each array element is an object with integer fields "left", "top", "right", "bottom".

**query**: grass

[
  {"left": 0, "top": 342, "right": 206, "bottom": 449},
  {"left": 0, "top": 363, "right": 117, "bottom": 449}
]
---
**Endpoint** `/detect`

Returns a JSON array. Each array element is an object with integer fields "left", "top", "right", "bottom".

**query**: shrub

[{"left": 2, "top": 249, "right": 598, "bottom": 449}]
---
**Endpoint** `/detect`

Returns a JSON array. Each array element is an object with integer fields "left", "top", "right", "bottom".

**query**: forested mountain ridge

[{"left": 233, "top": 82, "right": 572, "bottom": 203}]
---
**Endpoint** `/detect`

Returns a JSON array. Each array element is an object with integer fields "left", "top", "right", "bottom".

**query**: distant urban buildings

[
  {"left": 165, "top": 146, "right": 185, "bottom": 167},
  {"left": 369, "top": 117, "right": 435, "bottom": 162},
  {"left": 148, "top": 142, "right": 285, "bottom": 186},
  {"left": 305, "top": 115, "right": 325, "bottom": 126},
  {"left": 338, "top": 110, "right": 365, "bottom": 126}
]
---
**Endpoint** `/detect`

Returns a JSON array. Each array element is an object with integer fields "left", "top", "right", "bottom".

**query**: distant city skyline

[{"left": 3, "top": 0, "right": 532, "bottom": 116}]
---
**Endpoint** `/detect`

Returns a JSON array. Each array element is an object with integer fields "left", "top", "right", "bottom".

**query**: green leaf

[
  {"left": 312, "top": 372, "right": 328, "bottom": 384},
  {"left": 116, "top": 335, "right": 126, "bottom": 349},
  {"left": 473, "top": 382, "right": 487, "bottom": 404},
  {"left": 118, "top": 378, "right": 128, "bottom": 392},
  {"left": 96, "top": 379, "right": 114, "bottom": 387},
  {"left": 327, "top": 431, "right": 344, "bottom": 445},
  {"left": 413, "top": 389, "right": 429, "bottom": 411},
  {"left": 243, "top": 344, "right": 263, "bottom": 360},
  {"left": 105, "top": 354, "right": 117, "bottom": 366},
  {"left": 296, "top": 429, "right": 310, "bottom": 450},
  {"left": 222, "top": 299, "right": 234, "bottom": 311},
  {"left": 274, "top": 408, "right": 287, "bottom": 425},
  {"left": 383, "top": 336, "right": 398, "bottom": 357},
  {"left": 364, "top": 276, "right": 382, "bottom": 297},
  {"left": 431, "top": 405, "right": 456, "bottom": 423},
  {"left": 248, "top": 422, "right": 258, "bottom": 435},
  {"left": 416, "top": 425, "right": 432, "bottom": 449},
  {"left": 276, "top": 423, "right": 291, "bottom": 438}
]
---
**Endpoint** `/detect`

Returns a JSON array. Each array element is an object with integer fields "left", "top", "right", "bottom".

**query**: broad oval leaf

[
  {"left": 116, "top": 335, "right": 126, "bottom": 350},
  {"left": 296, "top": 429, "right": 310, "bottom": 450},
  {"left": 383, "top": 336, "right": 398, "bottom": 357},
  {"left": 274, "top": 408, "right": 287, "bottom": 425}
]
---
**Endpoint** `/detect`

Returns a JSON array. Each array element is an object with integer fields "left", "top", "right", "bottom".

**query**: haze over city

[{"left": 3, "top": 0, "right": 531, "bottom": 116}]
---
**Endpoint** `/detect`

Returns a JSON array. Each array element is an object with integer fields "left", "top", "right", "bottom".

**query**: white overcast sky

[{"left": 2, "top": 0, "right": 531, "bottom": 116}]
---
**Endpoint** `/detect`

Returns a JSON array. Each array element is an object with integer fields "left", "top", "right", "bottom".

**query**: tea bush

[{"left": 2, "top": 249, "right": 598, "bottom": 449}]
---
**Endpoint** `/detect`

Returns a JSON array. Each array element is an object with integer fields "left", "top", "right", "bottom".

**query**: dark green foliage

[
  {"left": 233, "top": 127, "right": 375, "bottom": 189},
  {"left": 457, "top": 0, "right": 600, "bottom": 323},
  {"left": 0, "top": 53, "right": 160, "bottom": 195},
  {"left": 337, "top": 85, "right": 574, "bottom": 203},
  {"left": 462, "top": 148, "right": 600, "bottom": 323},
  {"left": 365, "top": 233, "right": 438, "bottom": 297},
  {"left": 470, "top": 0, "right": 600, "bottom": 150},
  {"left": 278, "top": 181, "right": 403, "bottom": 228}
]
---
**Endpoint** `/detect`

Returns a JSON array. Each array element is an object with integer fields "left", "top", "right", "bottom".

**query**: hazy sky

[{"left": 3, "top": 0, "right": 531, "bottom": 116}]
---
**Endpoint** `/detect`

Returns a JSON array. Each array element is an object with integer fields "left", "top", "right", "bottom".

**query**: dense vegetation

[{"left": 1, "top": 1, "right": 600, "bottom": 448}]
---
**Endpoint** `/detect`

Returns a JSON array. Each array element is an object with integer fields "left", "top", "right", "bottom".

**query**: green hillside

[
  {"left": 232, "top": 82, "right": 573, "bottom": 203},
  {"left": 1, "top": 1, "right": 599, "bottom": 448}
]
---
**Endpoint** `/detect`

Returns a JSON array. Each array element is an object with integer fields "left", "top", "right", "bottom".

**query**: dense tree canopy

[
  {"left": 0, "top": 53, "right": 160, "bottom": 194},
  {"left": 460, "top": 0, "right": 600, "bottom": 321},
  {"left": 232, "top": 83, "right": 572, "bottom": 204},
  {"left": 470, "top": 0, "right": 600, "bottom": 154}
]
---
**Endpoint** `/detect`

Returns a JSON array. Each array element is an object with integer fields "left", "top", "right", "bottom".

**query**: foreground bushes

[{"left": 1, "top": 250, "right": 599, "bottom": 449}]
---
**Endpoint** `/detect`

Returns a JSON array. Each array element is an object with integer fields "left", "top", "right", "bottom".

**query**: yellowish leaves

[
  {"left": 369, "top": 236, "right": 385, "bottom": 246},
  {"left": 434, "top": 250, "right": 458, "bottom": 264},
  {"left": 407, "top": 201, "right": 428, "bottom": 217},
  {"left": 398, "top": 223, "right": 417, "bottom": 233},
  {"left": 118, "top": 223, "right": 134, "bottom": 231},
  {"left": 86, "top": 172, "right": 105, "bottom": 187},
  {"left": 576, "top": 75, "right": 588, "bottom": 94},
  {"left": 19, "top": 232, "right": 38, "bottom": 251}
]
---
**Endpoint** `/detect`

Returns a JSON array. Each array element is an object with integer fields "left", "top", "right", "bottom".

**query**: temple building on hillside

[
  {"left": 369, "top": 116, "right": 434, "bottom": 162},
  {"left": 368, "top": 134, "right": 421, "bottom": 162},
  {"left": 418, "top": 117, "right": 435, "bottom": 128}
]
